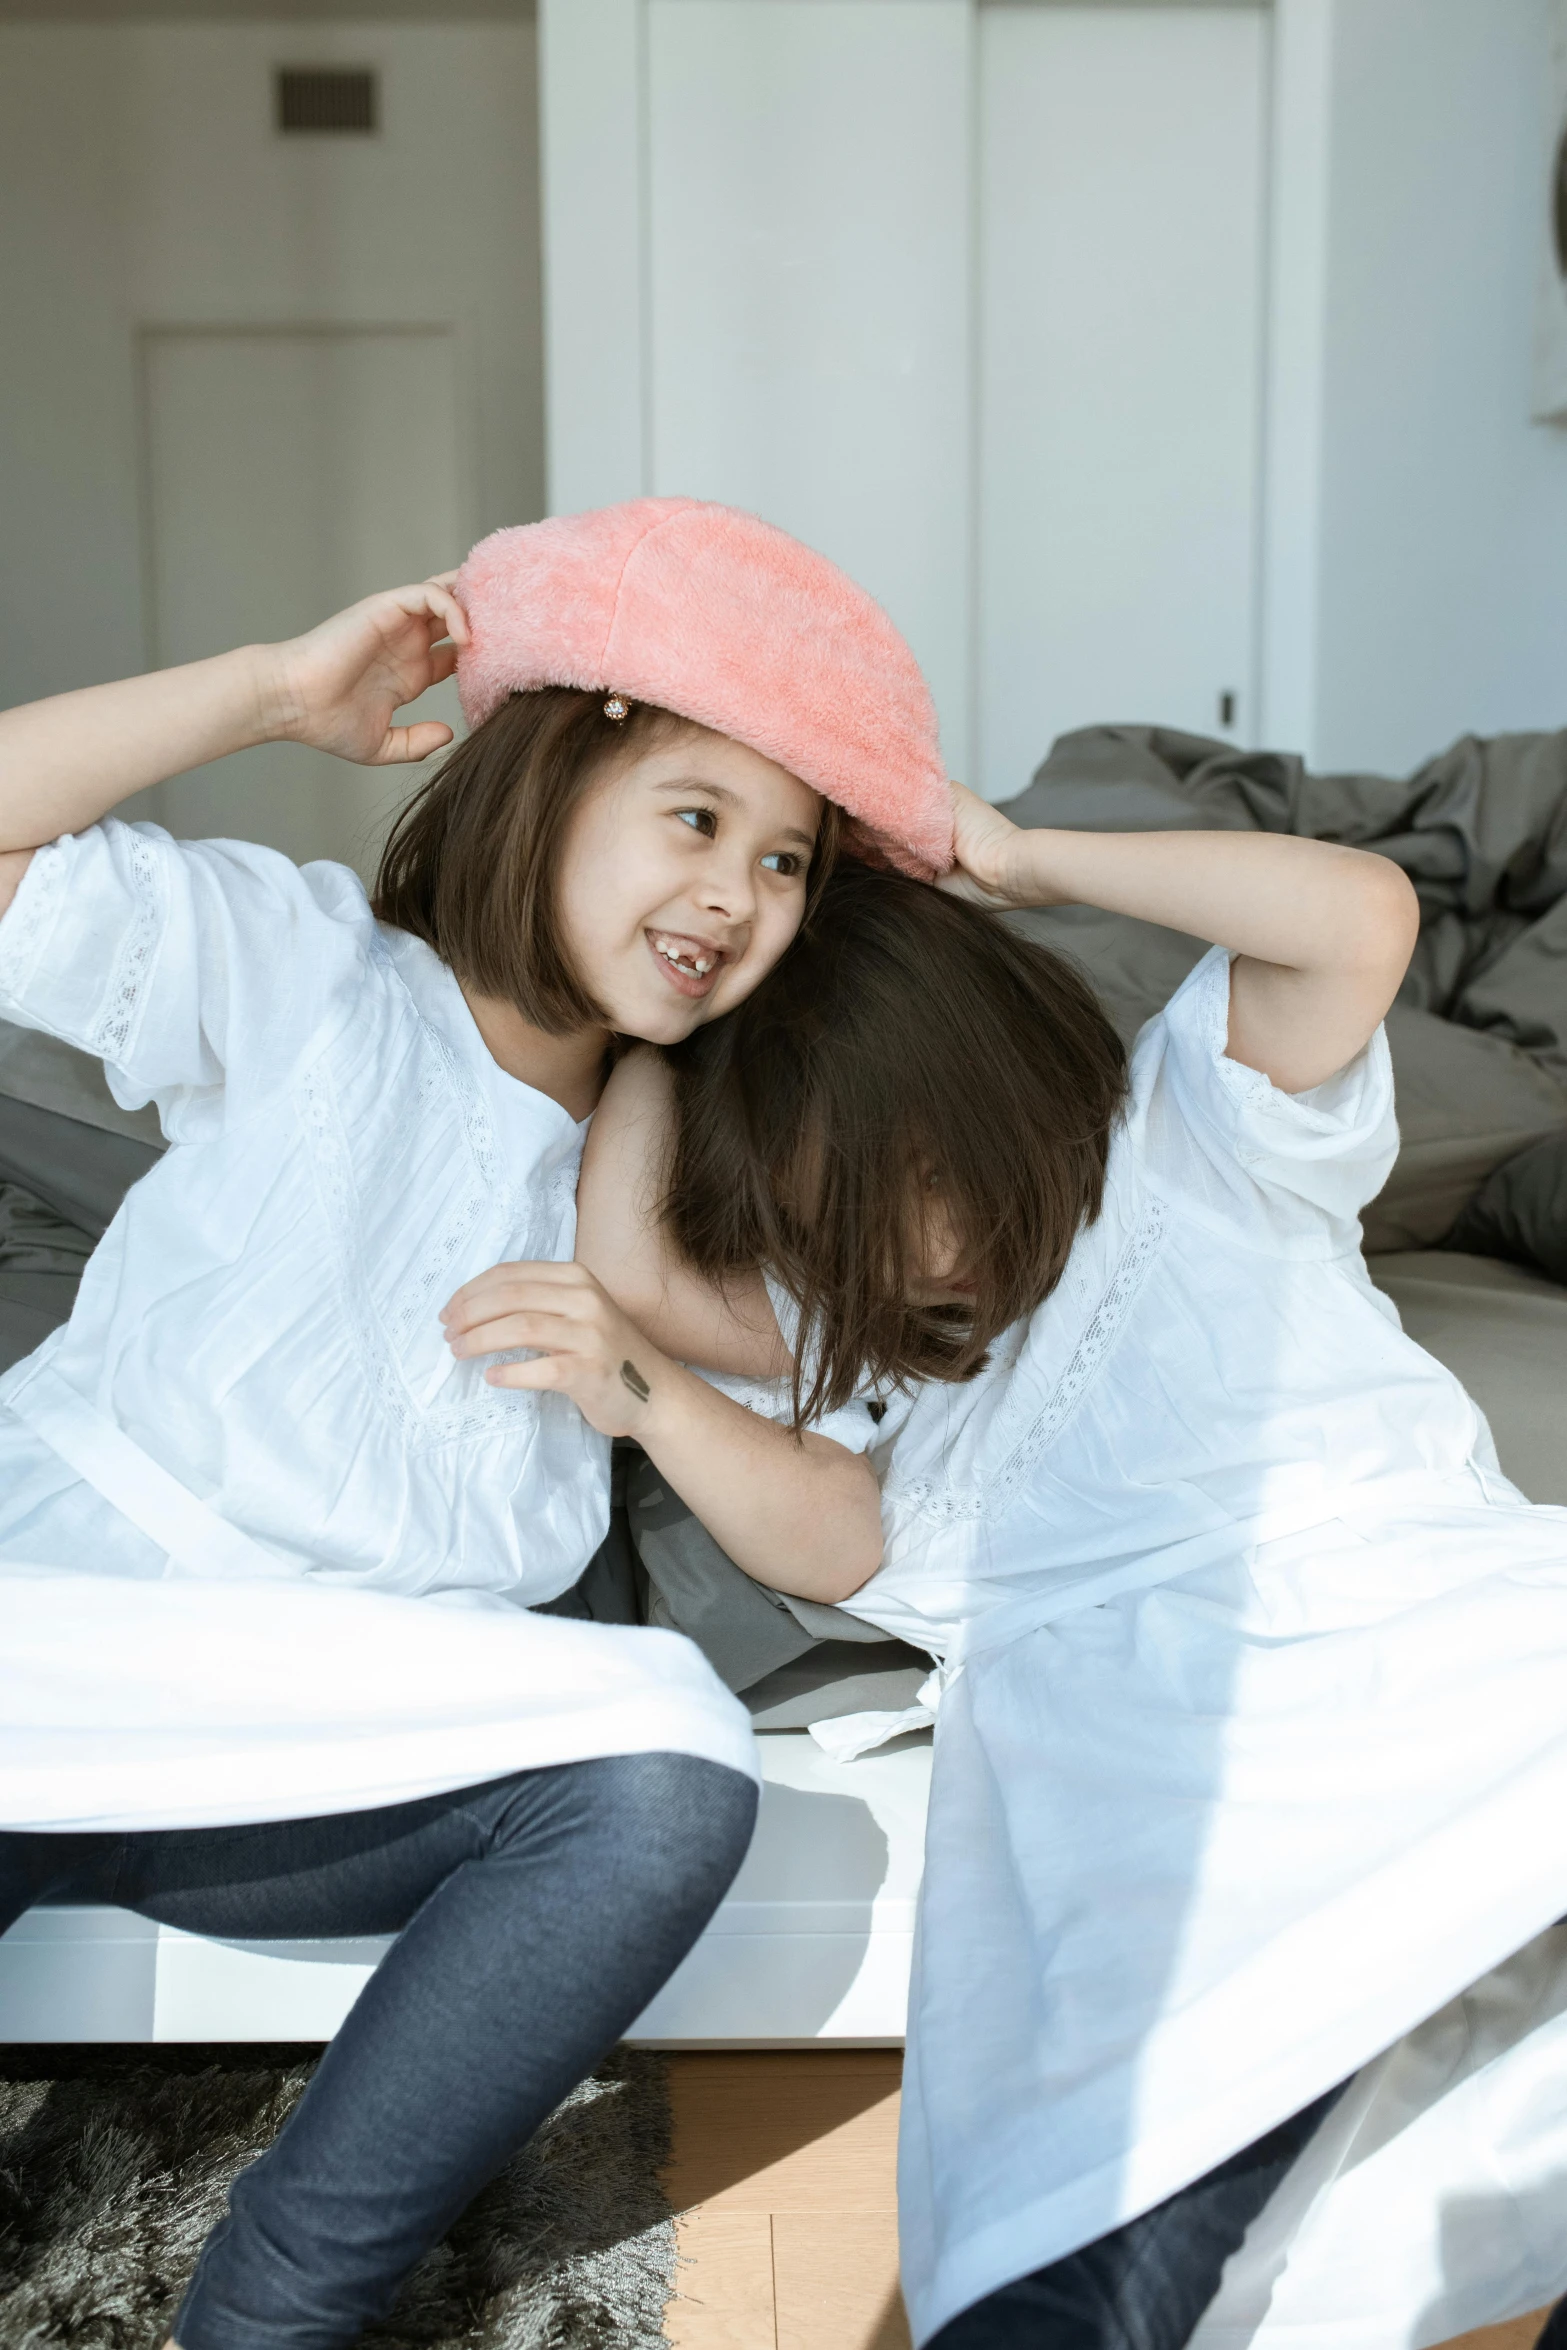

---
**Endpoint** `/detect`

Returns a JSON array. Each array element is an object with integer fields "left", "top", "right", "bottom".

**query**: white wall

[
  {"left": 1304, "top": 0, "right": 1567, "bottom": 772},
  {"left": 0, "top": 31, "right": 146, "bottom": 707},
  {"left": 977, "top": 4, "right": 1268, "bottom": 787},
  {"left": 0, "top": 20, "right": 544, "bottom": 716}
]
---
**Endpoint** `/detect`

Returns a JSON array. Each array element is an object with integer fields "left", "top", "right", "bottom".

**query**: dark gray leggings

[{"left": 0, "top": 1752, "right": 757, "bottom": 2350}]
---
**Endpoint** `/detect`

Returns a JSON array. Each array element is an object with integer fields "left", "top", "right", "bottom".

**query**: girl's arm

[
  {"left": 0, "top": 577, "right": 470, "bottom": 918},
  {"left": 573, "top": 1046, "right": 790, "bottom": 1378},
  {"left": 943, "top": 783, "right": 1420, "bottom": 1095},
  {"left": 439, "top": 1258, "right": 882, "bottom": 1604},
  {"left": 445, "top": 1052, "right": 881, "bottom": 1604}
]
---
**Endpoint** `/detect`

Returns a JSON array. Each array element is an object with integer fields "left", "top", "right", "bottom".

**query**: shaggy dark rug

[{"left": 0, "top": 2043, "right": 676, "bottom": 2349}]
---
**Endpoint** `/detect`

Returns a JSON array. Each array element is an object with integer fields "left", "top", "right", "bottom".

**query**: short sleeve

[
  {"left": 0, "top": 822, "right": 374, "bottom": 1138},
  {"left": 1133, "top": 944, "right": 1399, "bottom": 1249}
]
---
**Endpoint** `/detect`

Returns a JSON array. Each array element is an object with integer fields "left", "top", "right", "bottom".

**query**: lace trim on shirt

[
  {"left": 0, "top": 836, "right": 70, "bottom": 1005},
  {"left": 363, "top": 926, "right": 536, "bottom": 1381},
  {"left": 384, "top": 1021, "right": 503, "bottom": 1359},
  {"left": 382, "top": 1013, "right": 580, "bottom": 1359},
  {"left": 301, "top": 1049, "right": 544, "bottom": 1450},
  {"left": 91, "top": 827, "right": 166, "bottom": 1066},
  {"left": 298, "top": 930, "right": 585, "bottom": 1449},
  {"left": 884, "top": 1198, "right": 1169, "bottom": 1525}
]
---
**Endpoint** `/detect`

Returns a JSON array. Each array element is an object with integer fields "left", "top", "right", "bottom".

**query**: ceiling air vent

[{"left": 276, "top": 68, "right": 378, "bottom": 136}]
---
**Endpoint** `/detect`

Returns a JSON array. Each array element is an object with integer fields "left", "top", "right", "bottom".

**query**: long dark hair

[{"left": 663, "top": 860, "right": 1128, "bottom": 1425}]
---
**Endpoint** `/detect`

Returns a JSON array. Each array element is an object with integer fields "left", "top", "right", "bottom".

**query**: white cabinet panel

[
  {"left": 645, "top": 0, "right": 973, "bottom": 775},
  {"left": 539, "top": 0, "right": 648, "bottom": 514},
  {"left": 976, "top": 5, "right": 1268, "bottom": 800},
  {"left": 142, "top": 327, "right": 463, "bottom": 878}
]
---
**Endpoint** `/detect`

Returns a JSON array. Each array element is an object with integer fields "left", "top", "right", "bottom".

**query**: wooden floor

[
  {"left": 659, "top": 2051, "right": 1553, "bottom": 2350},
  {"left": 663, "top": 2051, "right": 907, "bottom": 2349}
]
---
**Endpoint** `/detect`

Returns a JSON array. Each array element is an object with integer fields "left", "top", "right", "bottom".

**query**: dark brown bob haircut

[
  {"left": 373, "top": 685, "right": 841, "bottom": 1033},
  {"left": 663, "top": 860, "right": 1128, "bottom": 1427}
]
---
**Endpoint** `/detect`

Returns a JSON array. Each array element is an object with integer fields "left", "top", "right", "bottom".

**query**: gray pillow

[
  {"left": 0, "top": 1182, "right": 95, "bottom": 1373},
  {"left": 0, "top": 1091, "right": 163, "bottom": 1239},
  {"left": 1446, "top": 1131, "right": 1567, "bottom": 1286},
  {"left": 0, "top": 1019, "right": 164, "bottom": 1146},
  {"left": 1368, "top": 1249, "right": 1567, "bottom": 1505},
  {"left": 1366, "top": 1010, "right": 1567, "bottom": 1253},
  {"left": 0, "top": 1091, "right": 165, "bottom": 1373}
]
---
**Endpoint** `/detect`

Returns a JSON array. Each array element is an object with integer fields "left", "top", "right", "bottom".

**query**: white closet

[
  {"left": 977, "top": 6, "right": 1267, "bottom": 794},
  {"left": 542, "top": 0, "right": 1273, "bottom": 801}
]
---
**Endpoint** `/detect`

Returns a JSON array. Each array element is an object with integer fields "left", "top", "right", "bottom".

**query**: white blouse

[
  {"left": 849, "top": 943, "right": 1489, "bottom": 1657},
  {"left": 0, "top": 822, "right": 611, "bottom": 1605}
]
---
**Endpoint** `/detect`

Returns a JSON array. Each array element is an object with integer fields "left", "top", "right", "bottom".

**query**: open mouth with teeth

[{"left": 646, "top": 928, "right": 728, "bottom": 998}]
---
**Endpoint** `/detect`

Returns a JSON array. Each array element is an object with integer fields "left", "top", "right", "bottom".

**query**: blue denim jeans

[
  {"left": 928, "top": 2087, "right": 1345, "bottom": 2350},
  {"left": 0, "top": 1752, "right": 757, "bottom": 2350}
]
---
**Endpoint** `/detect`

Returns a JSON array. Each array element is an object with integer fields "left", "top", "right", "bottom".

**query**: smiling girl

[{"left": 0, "top": 498, "right": 951, "bottom": 2348}]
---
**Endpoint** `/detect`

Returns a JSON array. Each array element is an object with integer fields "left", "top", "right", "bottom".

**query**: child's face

[
  {"left": 906, "top": 1172, "right": 976, "bottom": 1306},
  {"left": 556, "top": 724, "right": 823, "bottom": 1043}
]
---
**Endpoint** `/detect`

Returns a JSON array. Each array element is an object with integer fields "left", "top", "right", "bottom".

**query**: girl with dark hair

[
  {"left": 0, "top": 499, "right": 955, "bottom": 2348},
  {"left": 575, "top": 788, "right": 1567, "bottom": 2350}
]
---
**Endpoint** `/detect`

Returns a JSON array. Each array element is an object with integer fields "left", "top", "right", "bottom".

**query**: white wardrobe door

[
  {"left": 645, "top": 0, "right": 973, "bottom": 774},
  {"left": 976, "top": 4, "right": 1268, "bottom": 802}
]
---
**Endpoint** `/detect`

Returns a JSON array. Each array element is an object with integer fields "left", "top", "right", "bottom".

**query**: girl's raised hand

[
  {"left": 937, "top": 781, "right": 1066, "bottom": 909},
  {"left": 264, "top": 576, "right": 470, "bottom": 767}
]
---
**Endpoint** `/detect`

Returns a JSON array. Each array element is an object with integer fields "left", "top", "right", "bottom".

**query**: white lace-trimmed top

[
  {"left": 841, "top": 945, "right": 1491, "bottom": 1658},
  {"left": 0, "top": 822, "right": 610, "bottom": 1605}
]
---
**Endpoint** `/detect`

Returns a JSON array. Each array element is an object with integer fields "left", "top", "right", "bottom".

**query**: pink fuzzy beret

[{"left": 454, "top": 498, "right": 953, "bottom": 879}]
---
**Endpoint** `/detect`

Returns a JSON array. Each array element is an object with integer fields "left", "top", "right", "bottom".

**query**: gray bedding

[
  {"left": 1448, "top": 1129, "right": 1567, "bottom": 1285},
  {"left": 0, "top": 1094, "right": 163, "bottom": 1376},
  {"left": 1001, "top": 724, "right": 1567, "bottom": 1266},
  {"left": 1368, "top": 1250, "right": 1567, "bottom": 1505}
]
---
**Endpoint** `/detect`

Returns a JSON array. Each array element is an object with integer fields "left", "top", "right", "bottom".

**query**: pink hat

[{"left": 455, "top": 498, "right": 953, "bottom": 879}]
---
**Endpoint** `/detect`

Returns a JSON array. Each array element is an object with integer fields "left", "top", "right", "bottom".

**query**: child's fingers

[
  {"left": 400, "top": 576, "right": 471, "bottom": 645},
  {"left": 483, "top": 1357, "right": 564, "bottom": 1392},
  {"left": 447, "top": 1309, "right": 578, "bottom": 1359},
  {"left": 375, "top": 721, "right": 454, "bottom": 766},
  {"left": 442, "top": 1262, "right": 603, "bottom": 1328}
]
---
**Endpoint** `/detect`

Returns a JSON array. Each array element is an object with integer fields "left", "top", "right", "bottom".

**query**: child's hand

[
  {"left": 440, "top": 1260, "right": 670, "bottom": 1439},
  {"left": 937, "top": 781, "right": 1065, "bottom": 909},
  {"left": 264, "top": 576, "right": 470, "bottom": 766}
]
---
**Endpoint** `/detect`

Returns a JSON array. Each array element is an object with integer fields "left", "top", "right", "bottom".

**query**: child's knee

[
  {"left": 599, "top": 1750, "right": 759, "bottom": 1887},
  {"left": 527, "top": 1750, "right": 757, "bottom": 1919}
]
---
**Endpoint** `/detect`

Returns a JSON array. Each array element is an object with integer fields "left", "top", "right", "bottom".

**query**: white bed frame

[{"left": 1, "top": 1733, "right": 930, "bottom": 2045}]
